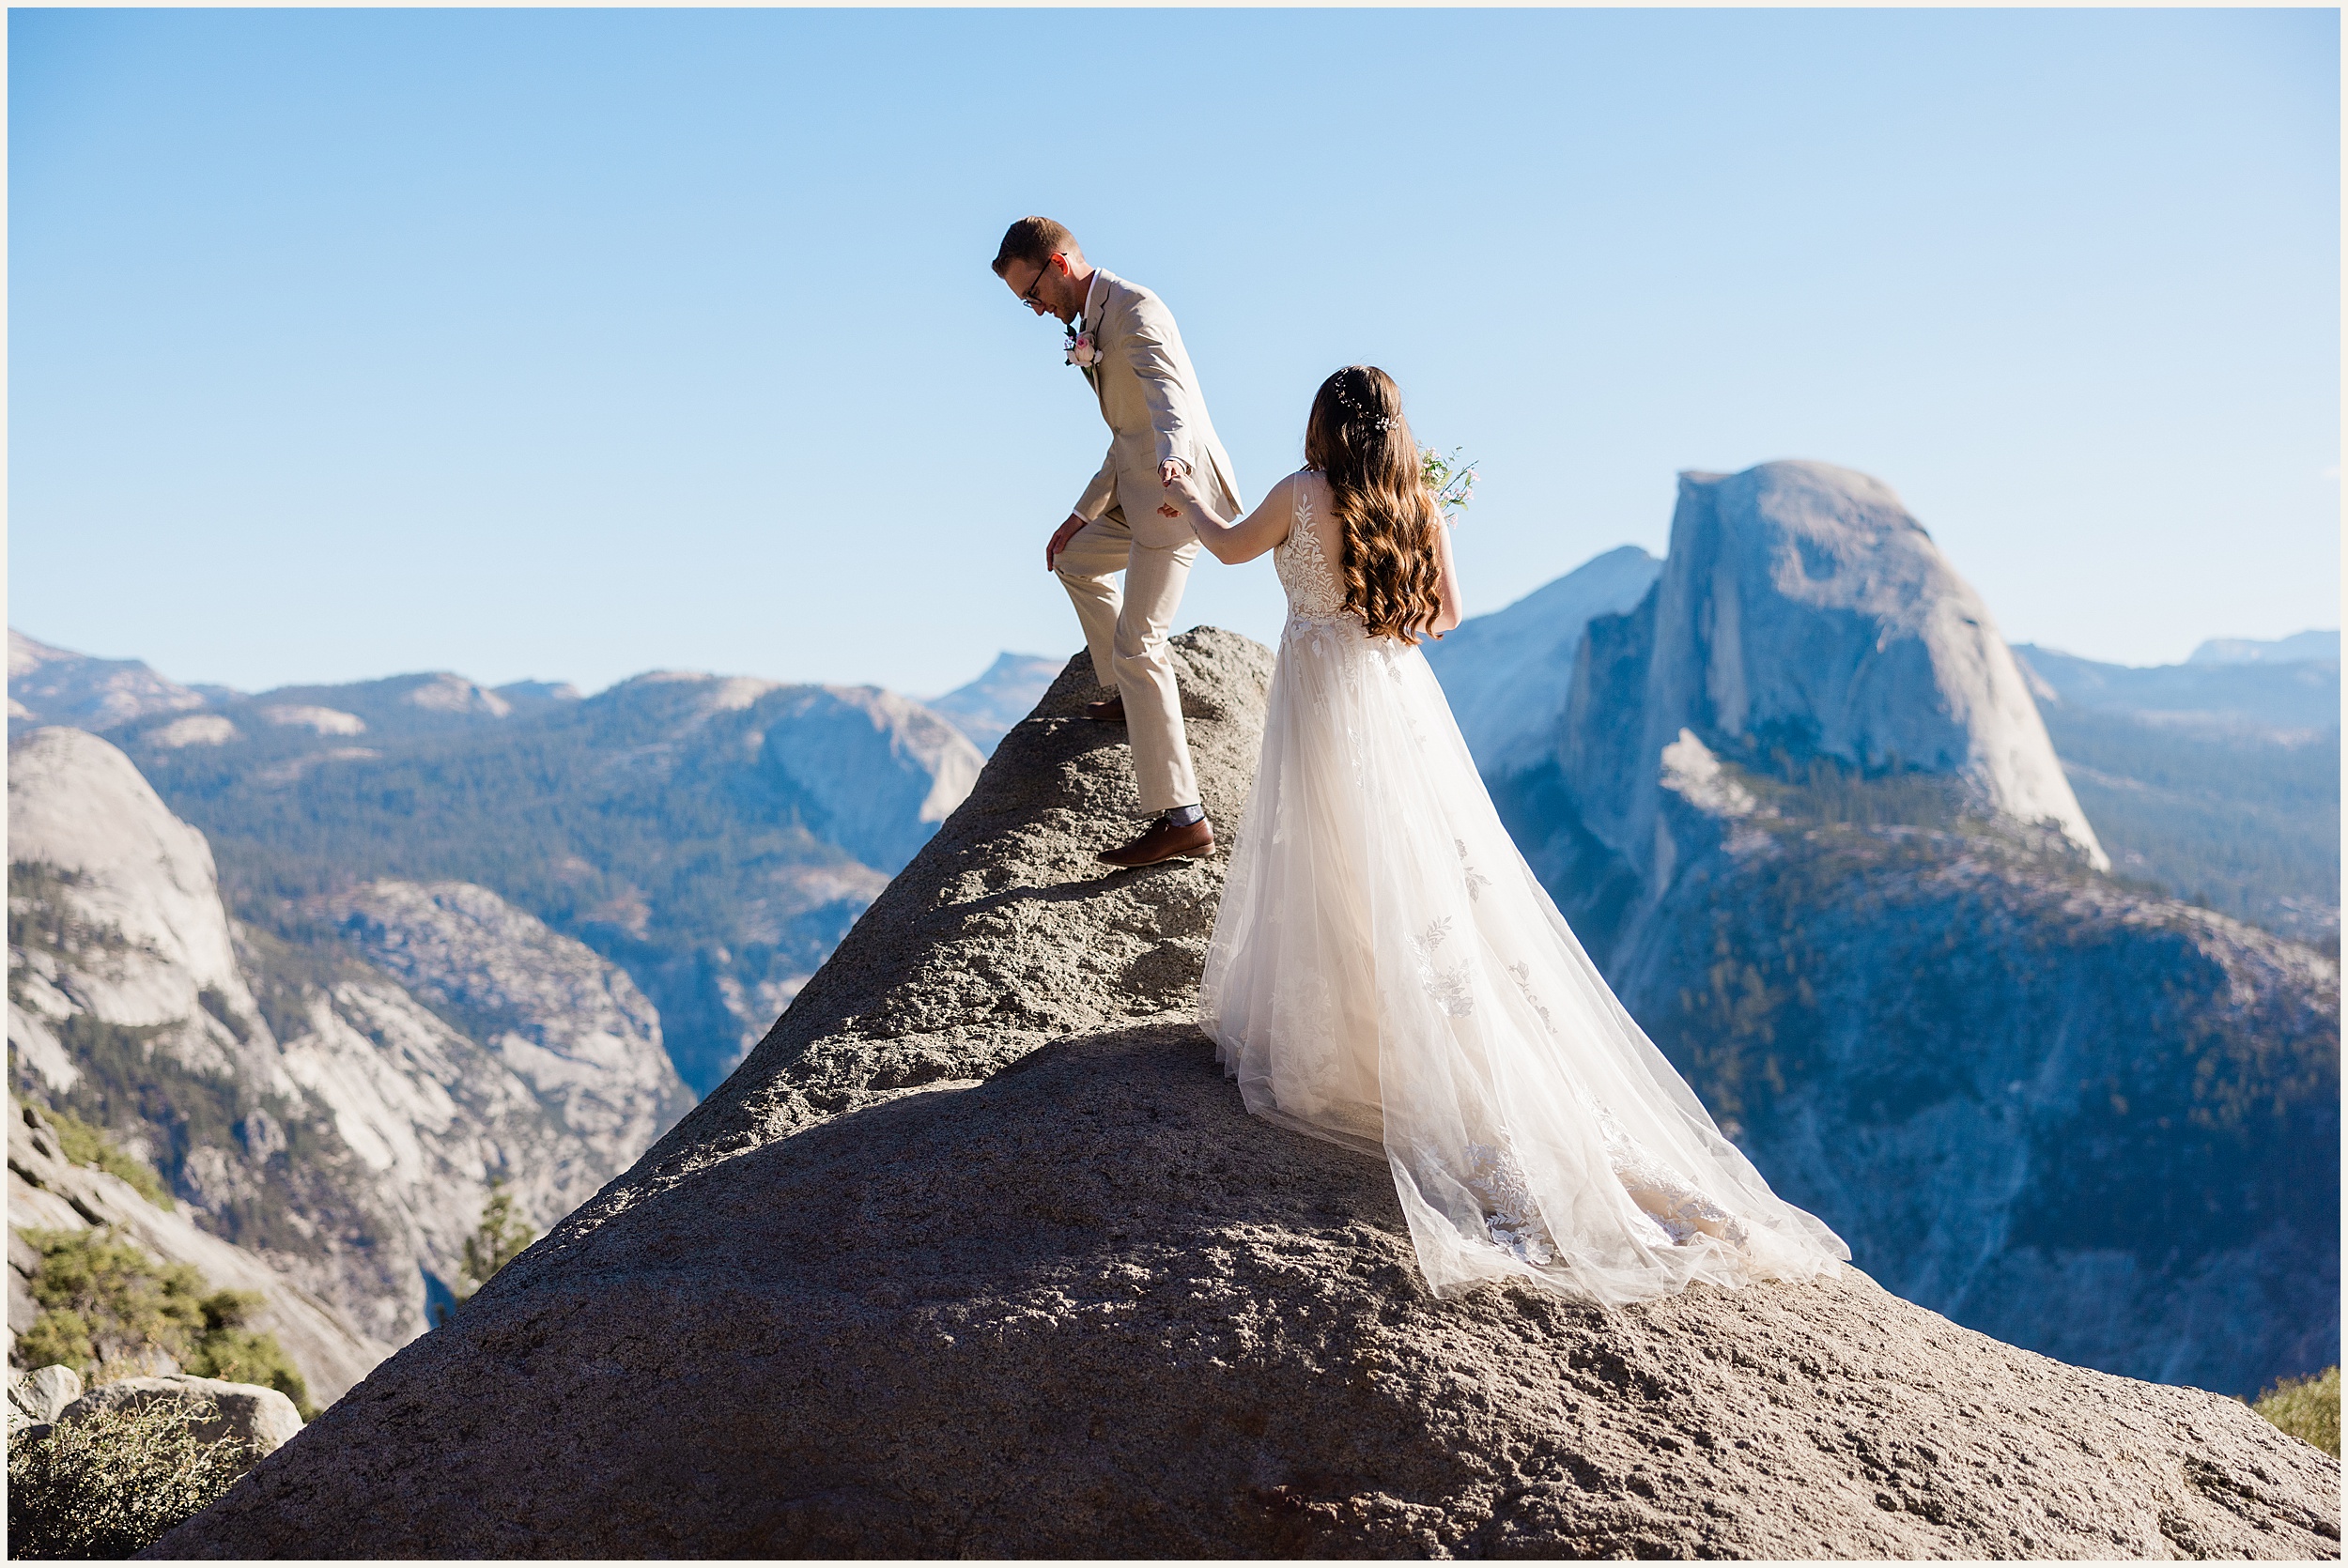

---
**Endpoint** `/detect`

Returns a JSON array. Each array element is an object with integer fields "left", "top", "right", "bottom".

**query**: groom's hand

[
  {"left": 1163, "top": 468, "right": 1203, "bottom": 511},
  {"left": 1045, "top": 513, "right": 1088, "bottom": 572},
  {"left": 1157, "top": 459, "right": 1193, "bottom": 518}
]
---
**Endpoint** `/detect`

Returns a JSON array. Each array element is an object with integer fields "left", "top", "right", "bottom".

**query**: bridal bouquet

[{"left": 1422, "top": 446, "right": 1479, "bottom": 519}]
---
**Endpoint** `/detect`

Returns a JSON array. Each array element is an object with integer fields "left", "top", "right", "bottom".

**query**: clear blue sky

[{"left": 10, "top": 8, "right": 2339, "bottom": 699}]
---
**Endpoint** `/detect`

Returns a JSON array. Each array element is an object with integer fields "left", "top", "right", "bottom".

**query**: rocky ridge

[
  {"left": 8, "top": 728, "right": 689, "bottom": 1346},
  {"left": 8, "top": 1100, "right": 388, "bottom": 1406},
  {"left": 8, "top": 630, "right": 210, "bottom": 733},
  {"left": 158, "top": 629, "right": 2338, "bottom": 1559}
]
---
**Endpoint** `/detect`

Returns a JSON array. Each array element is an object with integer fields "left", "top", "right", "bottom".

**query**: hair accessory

[{"left": 1332, "top": 368, "right": 1391, "bottom": 431}]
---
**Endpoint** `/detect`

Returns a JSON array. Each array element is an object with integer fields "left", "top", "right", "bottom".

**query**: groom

[{"left": 992, "top": 216, "right": 1244, "bottom": 868}]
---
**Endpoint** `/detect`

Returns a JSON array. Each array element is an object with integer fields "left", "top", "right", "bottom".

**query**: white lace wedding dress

[{"left": 1200, "top": 472, "right": 1849, "bottom": 1304}]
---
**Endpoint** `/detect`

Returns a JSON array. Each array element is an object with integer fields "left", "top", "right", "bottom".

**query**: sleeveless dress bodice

[{"left": 1274, "top": 479, "right": 1352, "bottom": 624}]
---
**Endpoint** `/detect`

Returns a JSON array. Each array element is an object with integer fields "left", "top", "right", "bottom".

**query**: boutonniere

[{"left": 1064, "top": 327, "right": 1102, "bottom": 369}]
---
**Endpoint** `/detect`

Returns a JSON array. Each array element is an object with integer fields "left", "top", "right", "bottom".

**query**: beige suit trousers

[{"left": 1054, "top": 509, "right": 1199, "bottom": 816}]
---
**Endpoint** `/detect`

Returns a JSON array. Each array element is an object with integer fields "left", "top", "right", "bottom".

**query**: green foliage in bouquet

[
  {"left": 1421, "top": 446, "right": 1479, "bottom": 518},
  {"left": 7, "top": 1393, "right": 249, "bottom": 1559}
]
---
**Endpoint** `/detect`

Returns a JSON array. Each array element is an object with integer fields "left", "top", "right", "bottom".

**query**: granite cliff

[
  {"left": 8, "top": 1098, "right": 388, "bottom": 1407},
  {"left": 8, "top": 727, "right": 690, "bottom": 1346},
  {"left": 1433, "top": 460, "right": 2338, "bottom": 1398},
  {"left": 157, "top": 630, "right": 2338, "bottom": 1559},
  {"left": 1557, "top": 461, "right": 2104, "bottom": 879}
]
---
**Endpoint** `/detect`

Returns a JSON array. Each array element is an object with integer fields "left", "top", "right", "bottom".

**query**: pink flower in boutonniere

[{"left": 1064, "top": 331, "right": 1102, "bottom": 369}]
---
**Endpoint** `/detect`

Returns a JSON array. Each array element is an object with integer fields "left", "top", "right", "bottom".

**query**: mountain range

[
  {"left": 1429, "top": 460, "right": 2337, "bottom": 1396},
  {"left": 7, "top": 638, "right": 1022, "bottom": 1352},
  {"left": 9, "top": 633, "right": 1014, "bottom": 1098}
]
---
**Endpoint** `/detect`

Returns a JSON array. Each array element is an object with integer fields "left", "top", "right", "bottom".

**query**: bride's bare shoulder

[{"left": 1288, "top": 468, "right": 1333, "bottom": 511}]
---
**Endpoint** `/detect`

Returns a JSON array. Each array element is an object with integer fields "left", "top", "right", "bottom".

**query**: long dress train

[{"left": 1199, "top": 472, "right": 1850, "bottom": 1304}]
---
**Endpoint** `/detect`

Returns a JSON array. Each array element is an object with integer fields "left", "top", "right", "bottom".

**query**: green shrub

[
  {"left": 2252, "top": 1364, "right": 2340, "bottom": 1457},
  {"left": 36, "top": 1100, "right": 176, "bottom": 1211},
  {"left": 15, "top": 1228, "right": 314, "bottom": 1417},
  {"left": 18, "top": 1227, "right": 206, "bottom": 1373},
  {"left": 434, "top": 1181, "right": 538, "bottom": 1326},
  {"left": 7, "top": 1392, "right": 249, "bottom": 1559},
  {"left": 182, "top": 1289, "right": 314, "bottom": 1417}
]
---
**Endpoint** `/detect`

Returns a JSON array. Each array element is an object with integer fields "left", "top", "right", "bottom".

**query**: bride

[{"left": 1161, "top": 365, "right": 1849, "bottom": 1305}]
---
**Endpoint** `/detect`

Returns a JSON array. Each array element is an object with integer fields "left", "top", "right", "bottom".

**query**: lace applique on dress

[
  {"left": 1412, "top": 916, "right": 1475, "bottom": 1018},
  {"left": 1457, "top": 838, "right": 1491, "bottom": 903},
  {"left": 1274, "top": 477, "right": 1351, "bottom": 624},
  {"left": 1611, "top": 1145, "right": 1749, "bottom": 1248},
  {"left": 1463, "top": 1143, "right": 1556, "bottom": 1266},
  {"left": 1560, "top": 1076, "right": 1752, "bottom": 1251},
  {"left": 1506, "top": 961, "right": 1557, "bottom": 1036}
]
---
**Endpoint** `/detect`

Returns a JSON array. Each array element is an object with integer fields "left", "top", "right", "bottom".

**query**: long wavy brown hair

[{"left": 1305, "top": 365, "right": 1444, "bottom": 643}]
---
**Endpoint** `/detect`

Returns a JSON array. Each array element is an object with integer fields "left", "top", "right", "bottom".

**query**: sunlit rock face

[
  {"left": 8, "top": 728, "right": 273, "bottom": 1075},
  {"left": 1561, "top": 461, "right": 2104, "bottom": 883},
  {"left": 8, "top": 728, "right": 691, "bottom": 1349},
  {"left": 326, "top": 879, "right": 692, "bottom": 1163}
]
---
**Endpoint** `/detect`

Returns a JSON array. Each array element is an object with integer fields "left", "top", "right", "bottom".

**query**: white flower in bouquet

[{"left": 1421, "top": 446, "right": 1479, "bottom": 520}]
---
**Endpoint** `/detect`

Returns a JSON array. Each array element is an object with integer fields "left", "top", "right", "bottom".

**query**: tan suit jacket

[{"left": 1071, "top": 269, "right": 1243, "bottom": 547}]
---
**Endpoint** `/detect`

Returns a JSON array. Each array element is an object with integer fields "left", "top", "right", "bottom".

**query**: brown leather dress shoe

[
  {"left": 1082, "top": 694, "right": 1125, "bottom": 723},
  {"left": 1097, "top": 816, "right": 1214, "bottom": 868}
]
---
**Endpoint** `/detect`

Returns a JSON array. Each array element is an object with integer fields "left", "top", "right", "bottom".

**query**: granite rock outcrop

[
  {"left": 156, "top": 630, "right": 2338, "bottom": 1559},
  {"left": 8, "top": 1100, "right": 388, "bottom": 1406},
  {"left": 61, "top": 1374, "right": 303, "bottom": 1473}
]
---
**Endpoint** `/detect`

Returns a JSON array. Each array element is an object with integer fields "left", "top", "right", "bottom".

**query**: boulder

[
  {"left": 61, "top": 1375, "right": 302, "bottom": 1472},
  {"left": 8, "top": 1362, "right": 84, "bottom": 1430},
  {"left": 153, "top": 629, "right": 2338, "bottom": 1558}
]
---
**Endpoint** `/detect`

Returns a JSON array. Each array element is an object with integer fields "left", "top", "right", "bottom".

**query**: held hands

[{"left": 1158, "top": 460, "right": 1200, "bottom": 521}]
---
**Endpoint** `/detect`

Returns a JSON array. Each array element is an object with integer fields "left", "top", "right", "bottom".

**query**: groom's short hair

[{"left": 992, "top": 216, "right": 1079, "bottom": 278}]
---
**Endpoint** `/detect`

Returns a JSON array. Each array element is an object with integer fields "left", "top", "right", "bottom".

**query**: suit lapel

[{"left": 1077, "top": 272, "right": 1112, "bottom": 398}]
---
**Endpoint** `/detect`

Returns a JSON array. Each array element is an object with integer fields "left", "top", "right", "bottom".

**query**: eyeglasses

[{"left": 1017, "top": 256, "right": 1058, "bottom": 309}]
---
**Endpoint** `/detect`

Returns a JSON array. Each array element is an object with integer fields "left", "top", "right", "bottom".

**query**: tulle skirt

[{"left": 1199, "top": 611, "right": 1849, "bottom": 1304}]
